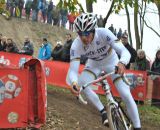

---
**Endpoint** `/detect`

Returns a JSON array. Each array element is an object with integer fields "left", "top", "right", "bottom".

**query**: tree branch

[
  {"left": 138, "top": 12, "right": 160, "bottom": 37},
  {"left": 103, "top": 0, "right": 115, "bottom": 27}
]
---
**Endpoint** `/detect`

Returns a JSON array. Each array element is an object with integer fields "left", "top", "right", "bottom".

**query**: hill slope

[
  {"left": 42, "top": 88, "right": 159, "bottom": 130},
  {"left": 0, "top": 16, "right": 160, "bottom": 130},
  {"left": 0, "top": 16, "right": 76, "bottom": 56}
]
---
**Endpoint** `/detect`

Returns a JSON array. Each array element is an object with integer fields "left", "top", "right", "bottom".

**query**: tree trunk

[
  {"left": 125, "top": 4, "right": 133, "bottom": 47},
  {"left": 139, "top": 1, "right": 146, "bottom": 49},
  {"left": 86, "top": 0, "right": 93, "bottom": 13},
  {"left": 103, "top": 0, "right": 115, "bottom": 27},
  {"left": 134, "top": 0, "right": 141, "bottom": 50},
  {"left": 155, "top": 0, "right": 160, "bottom": 27}
]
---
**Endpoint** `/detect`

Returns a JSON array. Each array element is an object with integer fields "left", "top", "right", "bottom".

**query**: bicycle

[{"left": 77, "top": 67, "right": 132, "bottom": 130}]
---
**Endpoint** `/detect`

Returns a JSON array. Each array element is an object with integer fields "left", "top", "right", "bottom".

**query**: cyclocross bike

[{"left": 77, "top": 67, "right": 132, "bottom": 130}]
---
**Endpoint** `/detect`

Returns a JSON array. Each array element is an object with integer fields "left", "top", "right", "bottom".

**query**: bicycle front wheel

[{"left": 107, "top": 104, "right": 130, "bottom": 130}]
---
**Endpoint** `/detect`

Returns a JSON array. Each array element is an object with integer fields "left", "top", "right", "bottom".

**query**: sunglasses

[{"left": 78, "top": 31, "right": 92, "bottom": 36}]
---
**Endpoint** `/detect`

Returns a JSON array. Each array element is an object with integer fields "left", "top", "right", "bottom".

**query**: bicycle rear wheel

[{"left": 107, "top": 104, "right": 131, "bottom": 130}]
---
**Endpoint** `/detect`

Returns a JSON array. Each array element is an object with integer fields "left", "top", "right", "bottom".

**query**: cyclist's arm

[
  {"left": 66, "top": 39, "right": 81, "bottom": 85},
  {"left": 111, "top": 40, "right": 131, "bottom": 66},
  {"left": 100, "top": 28, "right": 131, "bottom": 66},
  {"left": 67, "top": 59, "right": 80, "bottom": 85}
]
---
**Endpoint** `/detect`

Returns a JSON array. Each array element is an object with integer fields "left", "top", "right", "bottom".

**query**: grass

[
  {"left": 47, "top": 84, "right": 160, "bottom": 126},
  {"left": 47, "top": 84, "right": 71, "bottom": 94},
  {"left": 139, "top": 105, "right": 160, "bottom": 126}
]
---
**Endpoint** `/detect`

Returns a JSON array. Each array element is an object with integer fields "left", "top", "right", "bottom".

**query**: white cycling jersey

[
  {"left": 67, "top": 28, "right": 131, "bottom": 85},
  {"left": 66, "top": 28, "right": 141, "bottom": 128},
  {"left": 70, "top": 28, "right": 129, "bottom": 63}
]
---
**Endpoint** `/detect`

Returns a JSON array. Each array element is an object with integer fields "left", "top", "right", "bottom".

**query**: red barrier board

[
  {"left": 0, "top": 59, "right": 46, "bottom": 129},
  {"left": 24, "top": 59, "right": 47, "bottom": 127},
  {"left": 45, "top": 60, "right": 148, "bottom": 101},
  {"left": 152, "top": 77, "right": 160, "bottom": 99},
  {"left": 45, "top": 60, "right": 84, "bottom": 88},
  {"left": 0, "top": 52, "right": 32, "bottom": 68},
  {"left": 0, "top": 68, "right": 29, "bottom": 128},
  {"left": 0, "top": 52, "right": 151, "bottom": 101}
]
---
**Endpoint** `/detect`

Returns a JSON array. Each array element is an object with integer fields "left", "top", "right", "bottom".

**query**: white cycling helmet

[{"left": 74, "top": 13, "right": 97, "bottom": 32}]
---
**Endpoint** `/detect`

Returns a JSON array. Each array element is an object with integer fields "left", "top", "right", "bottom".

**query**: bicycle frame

[
  {"left": 77, "top": 71, "right": 132, "bottom": 130},
  {"left": 78, "top": 71, "right": 131, "bottom": 105}
]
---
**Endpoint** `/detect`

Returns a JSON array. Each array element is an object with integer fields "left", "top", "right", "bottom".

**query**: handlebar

[
  {"left": 77, "top": 70, "right": 132, "bottom": 105},
  {"left": 147, "top": 70, "right": 160, "bottom": 76}
]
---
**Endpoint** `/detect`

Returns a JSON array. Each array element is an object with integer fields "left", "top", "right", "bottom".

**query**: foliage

[
  {"left": 0, "top": 0, "right": 11, "bottom": 20},
  {"left": 57, "top": 0, "right": 98, "bottom": 13}
]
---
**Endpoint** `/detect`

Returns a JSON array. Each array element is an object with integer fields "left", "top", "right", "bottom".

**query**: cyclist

[{"left": 66, "top": 13, "right": 141, "bottom": 130}]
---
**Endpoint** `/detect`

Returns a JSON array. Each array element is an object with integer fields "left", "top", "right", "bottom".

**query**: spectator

[
  {"left": 51, "top": 41, "right": 63, "bottom": 61},
  {"left": 0, "top": 34, "right": 3, "bottom": 51},
  {"left": 108, "top": 24, "right": 114, "bottom": 33},
  {"left": 61, "top": 33, "right": 73, "bottom": 62},
  {"left": 134, "top": 49, "right": 150, "bottom": 71},
  {"left": 121, "top": 34, "right": 137, "bottom": 69},
  {"left": 6, "top": 38, "right": 19, "bottom": 53},
  {"left": 25, "top": 0, "right": 32, "bottom": 20},
  {"left": 60, "top": 7, "right": 68, "bottom": 28},
  {"left": 41, "top": 0, "right": 48, "bottom": 23},
  {"left": 97, "top": 15, "right": 104, "bottom": 27},
  {"left": 47, "top": 0, "right": 53, "bottom": 24},
  {"left": 123, "top": 30, "right": 128, "bottom": 36},
  {"left": 117, "top": 28, "right": 122, "bottom": 40},
  {"left": 31, "top": 0, "right": 39, "bottom": 21},
  {"left": 0, "top": 33, "right": 2, "bottom": 43},
  {"left": 151, "top": 49, "right": 160, "bottom": 73},
  {"left": 0, "top": 36, "right": 7, "bottom": 51},
  {"left": 17, "top": 0, "right": 24, "bottom": 18},
  {"left": 6, "top": 0, "right": 11, "bottom": 10},
  {"left": 19, "top": 36, "right": 34, "bottom": 55},
  {"left": 38, "top": 37, "right": 52, "bottom": 60},
  {"left": 151, "top": 49, "right": 160, "bottom": 108},
  {"left": 67, "top": 12, "right": 76, "bottom": 31},
  {"left": 114, "top": 28, "right": 117, "bottom": 36},
  {"left": 52, "top": 5, "right": 60, "bottom": 26},
  {"left": 10, "top": 0, "right": 17, "bottom": 17}
]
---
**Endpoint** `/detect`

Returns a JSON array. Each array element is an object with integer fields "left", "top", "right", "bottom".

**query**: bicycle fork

[
  {"left": 101, "top": 80, "right": 132, "bottom": 130},
  {"left": 101, "top": 80, "right": 118, "bottom": 106}
]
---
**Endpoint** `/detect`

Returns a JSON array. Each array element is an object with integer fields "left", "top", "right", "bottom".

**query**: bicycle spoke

[{"left": 109, "top": 105, "right": 128, "bottom": 130}]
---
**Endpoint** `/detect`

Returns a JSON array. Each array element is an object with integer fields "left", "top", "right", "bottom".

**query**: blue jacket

[{"left": 38, "top": 43, "right": 51, "bottom": 60}]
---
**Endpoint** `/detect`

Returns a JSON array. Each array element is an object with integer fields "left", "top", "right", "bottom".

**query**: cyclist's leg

[
  {"left": 78, "top": 66, "right": 108, "bottom": 126},
  {"left": 101, "top": 52, "right": 141, "bottom": 129},
  {"left": 79, "top": 69, "right": 103, "bottom": 110},
  {"left": 112, "top": 75, "right": 141, "bottom": 129}
]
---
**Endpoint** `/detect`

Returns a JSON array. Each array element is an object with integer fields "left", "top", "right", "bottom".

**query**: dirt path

[{"left": 41, "top": 89, "right": 159, "bottom": 130}]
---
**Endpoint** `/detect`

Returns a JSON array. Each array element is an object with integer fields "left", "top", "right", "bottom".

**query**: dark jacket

[
  {"left": 6, "top": 42, "right": 19, "bottom": 53},
  {"left": 151, "top": 60, "right": 160, "bottom": 74},
  {"left": 134, "top": 57, "right": 150, "bottom": 71},
  {"left": 51, "top": 45, "right": 63, "bottom": 61},
  {"left": 0, "top": 41, "right": 7, "bottom": 51},
  {"left": 0, "top": 42, "right": 3, "bottom": 51},
  {"left": 19, "top": 41, "right": 34, "bottom": 55},
  {"left": 31, "top": 0, "right": 38, "bottom": 11},
  {"left": 61, "top": 39, "right": 73, "bottom": 62},
  {"left": 151, "top": 50, "right": 160, "bottom": 73},
  {"left": 124, "top": 43, "right": 137, "bottom": 69}
]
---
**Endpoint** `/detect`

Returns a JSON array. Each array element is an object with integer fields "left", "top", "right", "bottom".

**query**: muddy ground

[{"left": 40, "top": 89, "right": 159, "bottom": 130}]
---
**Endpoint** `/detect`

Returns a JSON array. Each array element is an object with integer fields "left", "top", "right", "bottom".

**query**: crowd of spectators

[
  {"left": 0, "top": 23, "right": 160, "bottom": 106},
  {"left": 51, "top": 33, "right": 87, "bottom": 63},
  {"left": 3, "top": 0, "right": 80, "bottom": 31},
  {"left": 0, "top": 32, "right": 88, "bottom": 64},
  {"left": 0, "top": 33, "right": 33, "bottom": 55}
]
